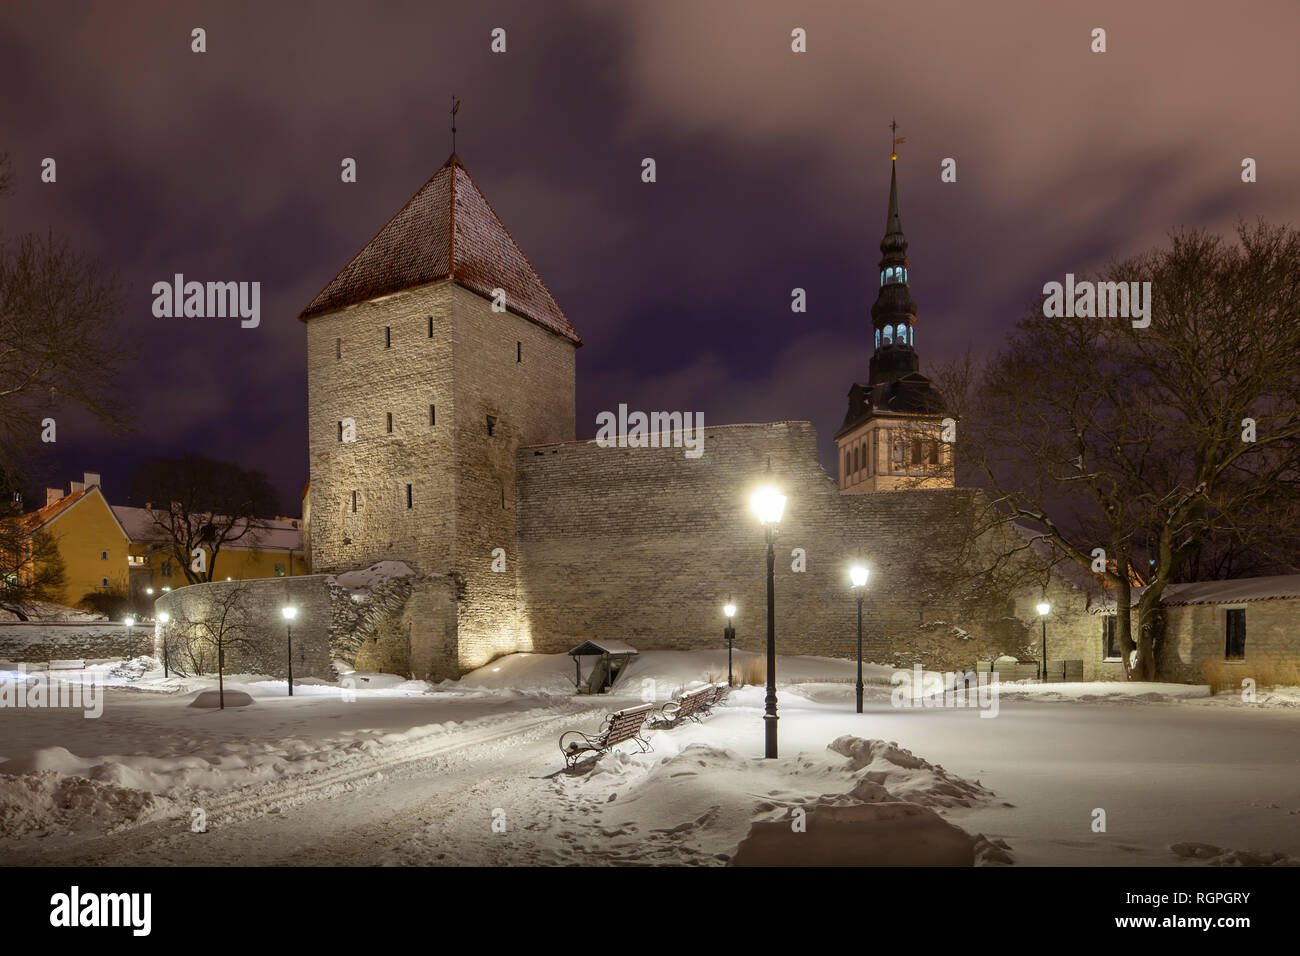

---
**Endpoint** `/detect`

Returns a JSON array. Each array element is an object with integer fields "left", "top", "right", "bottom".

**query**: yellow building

[
  {"left": 112, "top": 505, "right": 307, "bottom": 597},
  {"left": 16, "top": 472, "right": 307, "bottom": 611},
  {"left": 20, "top": 474, "right": 131, "bottom": 607}
]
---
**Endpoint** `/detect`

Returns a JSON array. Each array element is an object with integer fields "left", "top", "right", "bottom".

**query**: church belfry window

[
  {"left": 875, "top": 328, "right": 881, "bottom": 349},
  {"left": 883, "top": 325, "right": 892, "bottom": 345}
]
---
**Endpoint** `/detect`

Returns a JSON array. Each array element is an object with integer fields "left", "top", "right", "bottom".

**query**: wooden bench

[
  {"left": 45, "top": 660, "right": 87, "bottom": 673},
  {"left": 650, "top": 685, "right": 714, "bottom": 728},
  {"left": 559, "top": 702, "right": 654, "bottom": 769},
  {"left": 706, "top": 682, "right": 729, "bottom": 710}
]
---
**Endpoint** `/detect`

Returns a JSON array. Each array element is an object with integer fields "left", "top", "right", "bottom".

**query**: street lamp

[
  {"left": 849, "top": 562, "right": 870, "bottom": 713},
  {"left": 282, "top": 606, "right": 298, "bottom": 697},
  {"left": 723, "top": 599, "right": 737, "bottom": 687},
  {"left": 1036, "top": 601, "right": 1051, "bottom": 681},
  {"left": 157, "top": 612, "right": 170, "bottom": 678},
  {"left": 749, "top": 461, "right": 786, "bottom": 759}
]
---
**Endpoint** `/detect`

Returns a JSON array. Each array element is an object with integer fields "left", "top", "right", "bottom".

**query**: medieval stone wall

[
  {"left": 445, "top": 284, "right": 575, "bottom": 672},
  {"left": 515, "top": 421, "right": 1100, "bottom": 673}
]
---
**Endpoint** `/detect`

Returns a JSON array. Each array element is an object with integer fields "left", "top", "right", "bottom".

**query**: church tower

[{"left": 835, "top": 154, "right": 953, "bottom": 492}]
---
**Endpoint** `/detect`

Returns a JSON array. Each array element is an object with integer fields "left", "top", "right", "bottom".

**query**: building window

[
  {"left": 337, "top": 421, "right": 343, "bottom": 442},
  {"left": 430, "top": 404, "right": 436, "bottom": 426},
  {"left": 911, "top": 439, "right": 923, "bottom": 465},
  {"left": 335, "top": 337, "right": 341, "bottom": 360},
  {"left": 897, "top": 323, "right": 906, "bottom": 345},
  {"left": 101, "top": 577, "right": 109, "bottom": 587},
  {"left": 384, "top": 327, "right": 391, "bottom": 349},
  {"left": 517, "top": 341, "right": 522, "bottom": 363},
  {"left": 100, "top": 550, "right": 108, "bottom": 560},
  {"left": 487, "top": 415, "right": 497, "bottom": 436},
  {"left": 875, "top": 328, "right": 881, "bottom": 349},
  {"left": 843, "top": 450, "right": 849, "bottom": 478},
  {"left": 883, "top": 325, "right": 893, "bottom": 345},
  {"left": 406, "top": 484, "right": 413, "bottom": 509},
  {"left": 274, "top": 563, "right": 286, "bottom": 577},
  {"left": 1102, "top": 615, "right": 1121, "bottom": 660},
  {"left": 1225, "top": 608, "right": 1246, "bottom": 660},
  {"left": 428, "top": 315, "right": 434, "bottom": 337},
  {"left": 386, "top": 412, "right": 393, "bottom": 433},
  {"left": 351, "top": 490, "right": 358, "bottom": 513}
]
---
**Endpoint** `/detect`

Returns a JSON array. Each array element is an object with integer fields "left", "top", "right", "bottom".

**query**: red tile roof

[
  {"left": 298, "top": 154, "right": 582, "bottom": 345},
  {"left": 16, "top": 489, "right": 89, "bottom": 534}
]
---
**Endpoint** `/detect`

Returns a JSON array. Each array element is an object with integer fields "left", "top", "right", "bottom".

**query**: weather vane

[
  {"left": 451, "top": 96, "right": 461, "bottom": 153},
  {"left": 890, "top": 118, "right": 905, "bottom": 161}
]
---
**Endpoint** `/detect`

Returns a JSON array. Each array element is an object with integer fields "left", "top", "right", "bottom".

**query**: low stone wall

[
  {"left": 152, "top": 564, "right": 453, "bottom": 681},
  {"left": 0, "top": 622, "right": 148, "bottom": 663},
  {"left": 154, "top": 576, "right": 335, "bottom": 680}
]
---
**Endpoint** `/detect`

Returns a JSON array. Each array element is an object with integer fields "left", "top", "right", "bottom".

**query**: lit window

[
  {"left": 909, "top": 326, "right": 914, "bottom": 346},
  {"left": 875, "top": 329, "right": 881, "bottom": 349},
  {"left": 883, "top": 326, "right": 893, "bottom": 345},
  {"left": 897, "top": 323, "right": 906, "bottom": 345}
]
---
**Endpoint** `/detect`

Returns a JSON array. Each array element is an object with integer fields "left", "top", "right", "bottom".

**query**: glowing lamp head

[
  {"left": 1036, "top": 602, "right": 1051, "bottom": 617},
  {"left": 157, "top": 612, "right": 169, "bottom": 624},
  {"left": 124, "top": 617, "right": 135, "bottom": 627},
  {"left": 850, "top": 564, "right": 870, "bottom": 588},
  {"left": 749, "top": 486, "right": 787, "bottom": 526},
  {"left": 145, "top": 587, "right": 154, "bottom": 595},
  {"left": 724, "top": 603, "right": 736, "bottom": 619},
  {"left": 282, "top": 606, "right": 298, "bottom": 621}
]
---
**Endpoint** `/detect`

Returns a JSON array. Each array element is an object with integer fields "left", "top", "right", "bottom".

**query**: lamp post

[
  {"left": 749, "top": 462, "right": 786, "bottom": 759},
  {"left": 157, "top": 612, "right": 170, "bottom": 678},
  {"left": 124, "top": 616, "right": 135, "bottom": 657},
  {"left": 723, "top": 600, "right": 736, "bottom": 686},
  {"left": 849, "top": 562, "right": 870, "bottom": 713},
  {"left": 282, "top": 606, "right": 298, "bottom": 696},
  {"left": 1036, "top": 601, "right": 1051, "bottom": 682}
]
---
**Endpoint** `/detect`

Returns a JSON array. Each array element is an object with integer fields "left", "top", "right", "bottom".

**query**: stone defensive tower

[{"left": 299, "top": 153, "right": 581, "bottom": 672}]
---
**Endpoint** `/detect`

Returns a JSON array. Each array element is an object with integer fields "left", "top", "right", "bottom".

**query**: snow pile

[
  {"left": 189, "top": 689, "right": 255, "bottom": 708},
  {"left": 1171, "top": 842, "right": 1298, "bottom": 866},
  {"left": 107, "top": 656, "right": 160, "bottom": 682},
  {"left": 326, "top": 561, "right": 416, "bottom": 600},
  {"left": 826, "top": 736, "right": 993, "bottom": 808},
  {"left": 547, "top": 732, "right": 997, "bottom": 866},
  {"left": 0, "top": 769, "right": 174, "bottom": 838}
]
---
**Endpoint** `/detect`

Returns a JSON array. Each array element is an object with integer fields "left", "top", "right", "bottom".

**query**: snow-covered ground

[{"left": 1, "top": 649, "right": 1297, "bottom": 866}]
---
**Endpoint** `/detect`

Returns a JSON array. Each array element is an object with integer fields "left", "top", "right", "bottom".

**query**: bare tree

[
  {"left": 0, "top": 152, "right": 131, "bottom": 474},
  {"left": 170, "top": 583, "right": 260, "bottom": 709},
  {"left": 128, "top": 455, "right": 279, "bottom": 584},
  {"left": 951, "top": 222, "right": 1300, "bottom": 679}
]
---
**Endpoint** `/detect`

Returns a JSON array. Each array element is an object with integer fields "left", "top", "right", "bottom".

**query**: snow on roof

[
  {"left": 110, "top": 506, "right": 303, "bottom": 551},
  {"left": 1162, "top": 574, "right": 1300, "bottom": 606},
  {"left": 327, "top": 562, "right": 418, "bottom": 598},
  {"left": 568, "top": 639, "right": 638, "bottom": 656}
]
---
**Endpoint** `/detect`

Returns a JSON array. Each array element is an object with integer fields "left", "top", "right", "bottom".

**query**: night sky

[{"left": 2, "top": 1, "right": 1296, "bottom": 514}]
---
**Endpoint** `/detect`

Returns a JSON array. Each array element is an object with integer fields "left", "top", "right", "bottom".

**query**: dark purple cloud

[{"left": 1, "top": 0, "right": 1295, "bottom": 510}]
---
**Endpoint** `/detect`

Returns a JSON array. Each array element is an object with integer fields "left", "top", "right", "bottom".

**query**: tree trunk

[{"left": 1116, "top": 553, "right": 1134, "bottom": 680}]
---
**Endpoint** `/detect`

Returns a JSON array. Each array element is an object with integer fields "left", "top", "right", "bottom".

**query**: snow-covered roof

[
  {"left": 1162, "top": 574, "right": 1300, "bottom": 606},
  {"left": 567, "top": 640, "right": 638, "bottom": 656},
  {"left": 111, "top": 506, "right": 303, "bottom": 552}
]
